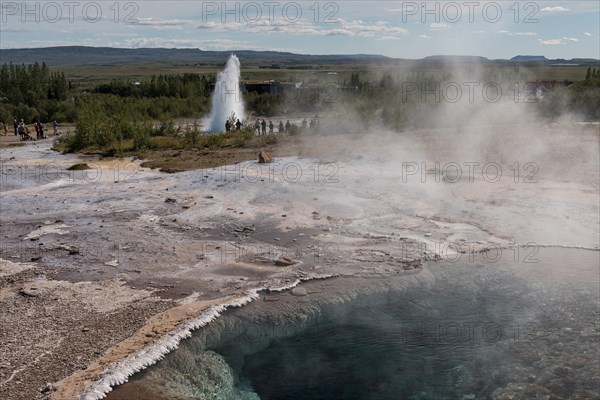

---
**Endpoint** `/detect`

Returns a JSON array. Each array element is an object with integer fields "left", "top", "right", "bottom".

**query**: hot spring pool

[{"left": 107, "top": 247, "right": 599, "bottom": 400}]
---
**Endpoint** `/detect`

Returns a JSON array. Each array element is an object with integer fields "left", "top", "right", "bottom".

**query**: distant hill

[
  {"left": 511, "top": 55, "right": 548, "bottom": 62},
  {"left": 422, "top": 55, "right": 489, "bottom": 62},
  {"left": 0, "top": 47, "right": 597, "bottom": 68},
  {"left": 510, "top": 55, "right": 599, "bottom": 65},
  {"left": 0, "top": 46, "right": 395, "bottom": 67}
]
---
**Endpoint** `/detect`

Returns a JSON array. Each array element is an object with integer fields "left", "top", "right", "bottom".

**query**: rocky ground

[{"left": 0, "top": 123, "right": 598, "bottom": 399}]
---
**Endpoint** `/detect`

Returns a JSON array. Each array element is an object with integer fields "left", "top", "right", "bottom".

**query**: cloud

[
  {"left": 584, "top": 32, "right": 592, "bottom": 36},
  {"left": 430, "top": 22, "right": 448, "bottom": 30},
  {"left": 325, "top": 29, "right": 355, "bottom": 37},
  {"left": 96, "top": 32, "right": 139, "bottom": 37},
  {"left": 134, "top": 18, "right": 192, "bottom": 30},
  {"left": 563, "top": 37, "right": 579, "bottom": 42},
  {"left": 538, "top": 39, "right": 563, "bottom": 45},
  {"left": 111, "top": 36, "right": 301, "bottom": 52},
  {"left": 540, "top": 6, "right": 569, "bottom": 13},
  {"left": 340, "top": 20, "right": 408, "bottom": 38},
  {"left": 0, "top": 27, "right": 29, "bottom": 33},
  {"left": 500, "top": 31, "right": 537, "bottom": 37},
  {"left": 194, "top": 18, "right": 408, "bottom": 39},
  {"left": 418, "top": 35, "right": 432, "bottom": 39},
  {"left": 114, "top": 37, "right": 239, "bottom": 49},
  {"left": 22, "top": 39, "right": 101, "bottom": 47}
]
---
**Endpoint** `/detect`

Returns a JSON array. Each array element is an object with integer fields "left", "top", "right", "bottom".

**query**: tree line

[
  {"left": 0, "top": 62, "right": 72, "bottom": 123},
  {"left": 94, "top": 73, "right": 213, "bottom": 98},
  {"left": 1, "top": 62, "right": 598, "bottom": 139}
]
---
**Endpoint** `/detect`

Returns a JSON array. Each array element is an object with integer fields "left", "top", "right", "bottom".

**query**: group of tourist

[
  {"left": 238, "top": 116, "right": 320, "bottom": 135},
  {"left": 254, "top": 119, "right": 292, "bottom": 135},
  {"left": 2, "top": 118, "right": 60, "bottom": 141},
  {"left": 224, "top": 119, "right": 243, "bottom": 133}
]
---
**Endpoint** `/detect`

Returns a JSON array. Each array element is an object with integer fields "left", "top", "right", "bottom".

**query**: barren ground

[{"left": 0, "top": 123, "right": 598, "bottom": 399}]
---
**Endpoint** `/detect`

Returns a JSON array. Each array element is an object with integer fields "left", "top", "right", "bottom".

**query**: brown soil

[{"left": 0, "top": 263, "right": 175, "bottom": 400}]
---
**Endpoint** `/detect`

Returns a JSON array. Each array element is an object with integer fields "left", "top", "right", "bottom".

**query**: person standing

[
  {"left": 18, "top": 120, "right": 26, "bottom": 140},
  {"left": 3, "top": 121, "right": 8, "bottom": 136},
  {"left": 285, "top": 120, "right": 291, "bottom": 133},
  {"left": 13, "top": 119, "right": 18, "bottom": 136},
  {"left": 268, "top": 121, "right": 274, "bottom": 134},
  {"left": 235, "top": 119, "right": 242, "bottom": 130},
  {"left": 39, "top": 121, "right": 45, "bottom": 139},
  {"left": 278, "top": 121, "right": 284, "bottom": 133},
  {"left": 34, "top": 121, "right": 40, "bottom": 139},
  {"left": 261, "top": 119, "right": 267, "bottom": 135},
  {"left": 225, "top": 120, "right": 231, "bottom": 133},
  {"left": 255, "top": 119, "right": 261, "bottom": 133},
  {"left": 52, "top": 120, "right": 59, "bottom": 135}
]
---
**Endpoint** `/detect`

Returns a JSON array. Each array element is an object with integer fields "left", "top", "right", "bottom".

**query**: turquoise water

[{"left": 117, "top": 248, "right": 599, "bottom": 399}]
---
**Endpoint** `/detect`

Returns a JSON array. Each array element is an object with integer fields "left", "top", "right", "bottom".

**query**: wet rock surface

[{"left": 0, "top": 125, "right": 598, "bottom": 399}]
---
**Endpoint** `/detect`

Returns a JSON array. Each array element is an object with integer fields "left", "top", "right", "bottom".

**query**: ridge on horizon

[{"left": 0, "top": 46, "right": 598, "bottom": 67}]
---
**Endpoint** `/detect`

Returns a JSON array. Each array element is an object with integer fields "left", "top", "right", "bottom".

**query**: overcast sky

[{"left": 1, "top": 1, "right": 598, "bottom": 59}]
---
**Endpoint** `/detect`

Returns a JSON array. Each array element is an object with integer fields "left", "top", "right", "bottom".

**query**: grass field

[{"left": 58, "top": 61, "right": 590, "bottom": 88}]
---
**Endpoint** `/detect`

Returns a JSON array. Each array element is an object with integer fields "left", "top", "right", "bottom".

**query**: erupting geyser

[{"left": 206, "top": 54, "right": 245, "bottom": 132}]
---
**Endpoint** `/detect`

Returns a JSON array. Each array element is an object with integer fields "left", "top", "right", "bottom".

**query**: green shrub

[{"left": 67, "top": 163, "right": 90, "bottom": 170}]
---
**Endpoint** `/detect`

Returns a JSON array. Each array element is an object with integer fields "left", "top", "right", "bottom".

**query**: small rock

[
  {"left": 424, "top": 233, "right": 432, "bottom": 237},
  {"left": 40, "top": 383, "right": 55, "bottom": 394},
  {"left": 275, "top": 257, "right": 296, "bottom": 266},
  {"left": 258, "top": 150, "right": 272, "bottom": 163},
  {"left": 291, "top": 287, "right": 308, "bottom": 296},
  {"left": 165, "top": 198, "right": 177, "bottom": 203},
  {"left": 19, "top": 287, "right": 39, "bottom": 297}
]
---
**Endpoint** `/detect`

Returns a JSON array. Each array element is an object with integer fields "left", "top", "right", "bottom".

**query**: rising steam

[{"left": 206, "top": 54, "right": 245, "bottom": 132}]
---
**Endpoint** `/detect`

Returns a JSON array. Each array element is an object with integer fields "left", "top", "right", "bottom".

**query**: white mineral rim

[{"left": 79, "top": 274, "right": 337, "bottom": 400}]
